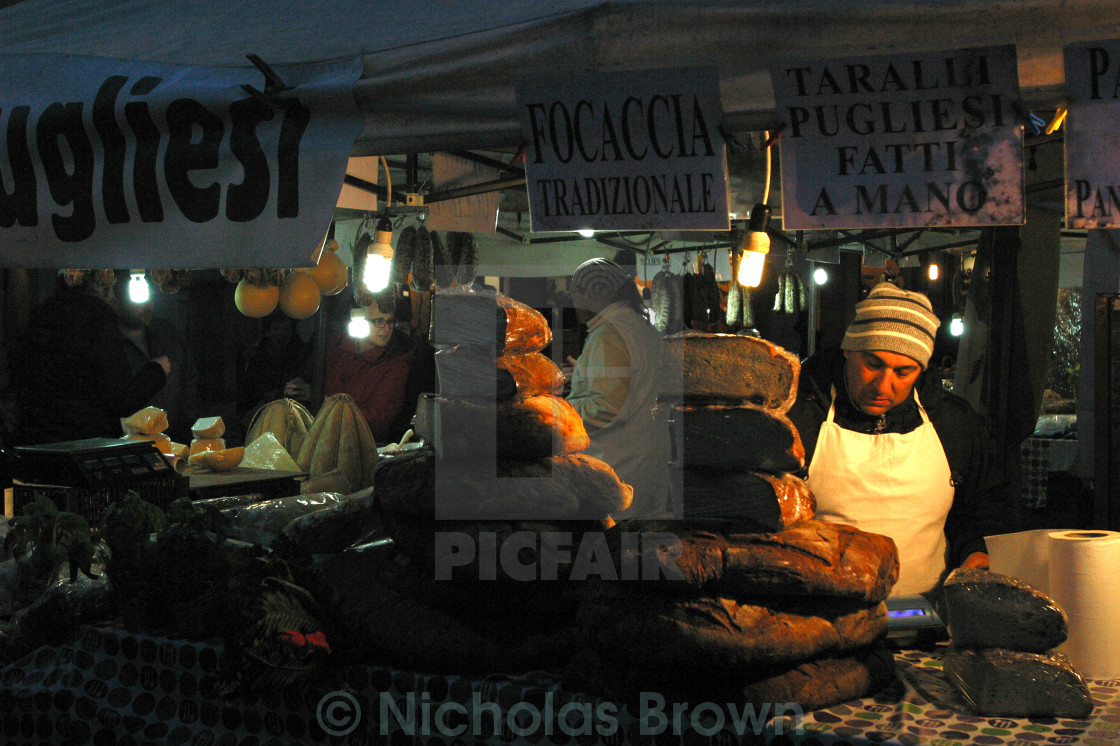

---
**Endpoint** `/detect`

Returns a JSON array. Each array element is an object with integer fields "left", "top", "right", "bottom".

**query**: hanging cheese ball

[
  {"left": 279, "top": 271, "right": 322, "bottom": 319},
  {"left": 234, "top": 278, "right": 280, "bottom": 318}
]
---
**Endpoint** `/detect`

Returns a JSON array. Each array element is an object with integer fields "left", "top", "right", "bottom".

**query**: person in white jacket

[{"left": 565, "top": 258, "right": 673, "bottom": 519}]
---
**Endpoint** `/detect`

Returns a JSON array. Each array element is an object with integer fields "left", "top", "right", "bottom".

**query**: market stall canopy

[{"left": 2, "top": 0, "right": 1119, "bottom": 157}]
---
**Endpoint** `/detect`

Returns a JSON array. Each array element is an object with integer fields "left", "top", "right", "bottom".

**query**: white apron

[{"left": 808, "top": 387, "right": 954, "bottom": 597}]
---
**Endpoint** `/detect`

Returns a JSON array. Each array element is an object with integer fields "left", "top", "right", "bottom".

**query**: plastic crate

[{"left": 13, "top": 472, "right": 188, "bottom": 527}]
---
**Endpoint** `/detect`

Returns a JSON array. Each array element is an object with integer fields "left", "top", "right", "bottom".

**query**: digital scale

[
  {"left": 13, "top": 437, "right": 176, "bottom": 488},
  {"left": 886, "top": 594, "right": 947, "bottom": 646},
  {"left": 10, "top": 437, "right": 184, "bottom": 523}
]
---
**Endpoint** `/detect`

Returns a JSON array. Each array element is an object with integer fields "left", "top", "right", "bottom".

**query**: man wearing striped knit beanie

[{"left": 788, "top": 281, "right": 1012, "bottom": 599}]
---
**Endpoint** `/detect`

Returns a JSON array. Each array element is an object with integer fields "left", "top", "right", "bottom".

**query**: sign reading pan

[
  {"left": 772, "top": 45, "right": 1024, "bottom": 231},
  {"left": 516, "top": 67, "right": 729, "bottom": 232},
  {"left": 1065, "top": 39, "right": 1120, "bottom": 229}
]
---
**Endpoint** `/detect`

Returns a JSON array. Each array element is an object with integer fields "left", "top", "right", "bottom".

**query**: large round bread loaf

[
  {"left": 375, "top": 449, "right": 632, "bottom": 522},
  {"left": 434, "top": 348, "right": 565, "bottom": 400},
  {"left": 602, "top": 519, "right": 898, "bottom": 603},
  {"left": 564, "top": 642, "right": 895, "bottom": 713},
  {"left": 942, "top": 646, "right": 1094, "bottom": 718},
  {"left": 660, "top": 332, "right": 800, "bottom": 410},
  {"left": 431, "top": 287, "right": 551, "bottom": 354},
  {"left": 667, "top": 402, "right": 805, "bottom": 472},
  {"left": 578, "top": 582, "right": 888, "bottom": 669},
  {"left": 414, "top": 394, "right": 590, "bottom": 460},
  {"left": 670, "top": 468, "right": 815, "bottom": 530}
]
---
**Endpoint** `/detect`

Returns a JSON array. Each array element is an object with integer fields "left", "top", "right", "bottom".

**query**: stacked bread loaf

[
  {"left": 364, "top": 288, "right": 634, "bottom": 673},
  {"left": 940, "top": 567, "right": 1094, "bottom": 717},
  {"left": 566, "top": 332, "right": 900, "bottom": 710}
]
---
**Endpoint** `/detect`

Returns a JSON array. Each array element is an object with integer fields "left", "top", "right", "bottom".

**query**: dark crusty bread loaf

[
  {"left": 413, "top": 394, "right": 590, "bottom": 460},
  {"left": 434, "top": 347, "right": 565, "bottom": 400},
  {"left": 577, "top": 581, "right": 888, "bottom": 669},
  {"left": 670, "top": 467, "right": 815, "bottom": 530},
  {"left": 604, "top": 519, "right": 898, "bottom": 603},
  {"left": 375, "top": 449, "right": 632, "bottom": 522},
  {"left": 660, "top": 332, "right": 800, "bottom": 410},
  {"left": 430, "top": 287, "right": 551, "bottom": 354},
  {"left": 942, "top": 567, "right": 1070, "bottom": 652},
  {"left": 942, "top": 646, "right": 1094, "bottom": 718},
  {"left": 564, "top": 642, "right": 896, "bottom": 713},
  {"left": 668, "top": 402, "right": 805, "bottom": 472}
]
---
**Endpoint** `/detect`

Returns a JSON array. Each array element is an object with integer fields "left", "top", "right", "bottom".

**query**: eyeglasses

[{"left": 369, "top": 318, "right": 395, "bottom": 328}]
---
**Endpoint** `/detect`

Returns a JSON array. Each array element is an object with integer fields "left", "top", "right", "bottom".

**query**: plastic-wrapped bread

[
  {"left": 942, "top": 646, "right": 1094, "bottom": 718},
  {"left": 660, "top": 332, "right": 800, "bottom": 411},
  {"left": 431, "top": 287, "right": 551, "bottom": 354},
  {"left": 942, "top": 567, "right": 1069, "bottom": 652}
]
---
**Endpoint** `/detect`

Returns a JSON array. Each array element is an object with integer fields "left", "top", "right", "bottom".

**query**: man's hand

[{"left": 960, "top": 551, "right": 990, "bottom": 570}]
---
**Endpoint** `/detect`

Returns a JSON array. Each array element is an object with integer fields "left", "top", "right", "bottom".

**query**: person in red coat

[{"left": 318, "top": 296, "right": 413, "bottom": 445}]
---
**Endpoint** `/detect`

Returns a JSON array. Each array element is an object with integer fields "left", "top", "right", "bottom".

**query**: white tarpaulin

[
  {"left": 0, "top": 53, "right": 363, "bottom": 268},
  {"left": 3, "top": 0, "right": 1120, "bottom": 265}
]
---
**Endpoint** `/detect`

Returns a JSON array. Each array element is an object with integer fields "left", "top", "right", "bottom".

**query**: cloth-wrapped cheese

[
  {"left": 431, "top": 287, "right": 551, "bottom": 354},
  {"left": 942, "top": 567, "right": 1069, "bottom": 652},
  {"left": 942, "top": 646, "right": 1094, "bottom": 718},
  {"left": 412, "top": 394, "right": 589, "bottom": 460},
  {"left": 660, "top": 332, "right": 800, "bottom": 411},
  {"left": 667, "top": 402, "right": 805, "bottom": 473}
]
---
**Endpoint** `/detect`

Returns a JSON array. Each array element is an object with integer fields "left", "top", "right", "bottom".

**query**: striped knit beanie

[
  {"left": 570, "top": 258, "right": 630, "bottom": 300},
  {"left": 841, "top": 282, "right": 941, "bottom": 369}
]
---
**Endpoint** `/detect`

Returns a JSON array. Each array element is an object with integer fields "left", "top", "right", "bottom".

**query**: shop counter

[{"left": 2, "top": 626, "right": 1117, "bottom": 745}]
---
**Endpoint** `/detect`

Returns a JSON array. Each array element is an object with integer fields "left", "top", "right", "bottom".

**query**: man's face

[
  {"left": 568, "top": 285, "right": 600, "bottom": 324},
  {"left": 843, "top": 349, "right": 922, "bottom": 416}
]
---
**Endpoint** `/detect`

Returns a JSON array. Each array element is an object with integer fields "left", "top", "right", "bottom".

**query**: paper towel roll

[{"left": 1048, "top": 530, "right": 1120, "bottom": 680}]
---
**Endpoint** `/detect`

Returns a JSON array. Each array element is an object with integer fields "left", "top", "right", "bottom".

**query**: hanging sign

[
  {"left": 1065, "top": 40, "right": 1120, "bottom": 229},
  {"left": 772, "top": 45, "right": 1023, "bottom": 230},
  {"left": 516, "top": 67, "right": 729, "bottom": 232},
  {"left": 0, "top": 53, "right": 364, "bottom": 268}
]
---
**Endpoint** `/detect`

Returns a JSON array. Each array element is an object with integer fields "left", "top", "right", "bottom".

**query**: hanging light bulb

[
  {"left": 577, "top": 228, "right": 596, "bottom": 238},
  {"left": 348, "top": 307, "right": 371, "bottom": 338},
  {"left": 128, "top": 270, "right": 150, "bottom": 304},
  {"left": 950, "top": 314, "right": 965, "bottom": 337},
  {"left": 361, "top": 216, "right": 395, "bottom": 293},
  {"left": 928, "top": 261, "right": 940, "bottom": 281},
  {"left": 813, "top": 267, "right": 829, "bottom": 285},
  {"left": 737, "top": 204, "right": 771, "bottom": 288}
]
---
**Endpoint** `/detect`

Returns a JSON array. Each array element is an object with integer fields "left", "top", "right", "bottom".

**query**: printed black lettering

[
  {"left": 226, "top": 96, "right": 274, "bottom": 222},
  {"left": 573, "top": 100, "right": 598, "bottom": 162},
  {"left": 92, "top": 76, "right": 129, "bottom": 224},
  {"left": 125, "top": 90, "right": 164, "bottom": 223},
  {"left": 525, "top": 103, "right": 550, "bottom": 163},
  {"left": 37, "top": 101, "right": 96, "bottom": 242},
  {"left": 0, "top": 106, "right": 38, "bottom": 228},
  {"left": 621, "top": 97, "right": 647, "bottom": 160},
  {"left": 164, "top": 98, "right": 223, "bottom": 223},
  {"left": 276, "top": 97, "right": 311, "bottom": 219}
]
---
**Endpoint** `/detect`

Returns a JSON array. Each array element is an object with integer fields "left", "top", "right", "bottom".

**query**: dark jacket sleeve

[{"left": 924, "top": 386, "right": 1017, "bottom": 566}]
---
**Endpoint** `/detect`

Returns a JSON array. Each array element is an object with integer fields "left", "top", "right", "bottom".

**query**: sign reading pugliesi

[
  {"left": 1065, "top": 39, "right": 1120, "bottom": 229},
  {"left": 0, "top": 53, "right": 363, "bottom": 267},
  {"left": 516, "top": 67, "right": 729, "bottom": 232},
  {"left": 772, "top": 46, "right": 1023, "bottom": 230}
]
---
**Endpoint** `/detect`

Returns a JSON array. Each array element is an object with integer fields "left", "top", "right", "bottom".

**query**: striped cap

[
  {"left": 841, "top": 282, "right": 941, "bottom": 368},
  {"left": 570, "top": 258, "right": 630, "bottom": 299}
]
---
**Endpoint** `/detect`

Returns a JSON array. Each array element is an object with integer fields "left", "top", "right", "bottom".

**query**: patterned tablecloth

[{"left": 1, "top": 626, "right": 1118, "bottom": 745}]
